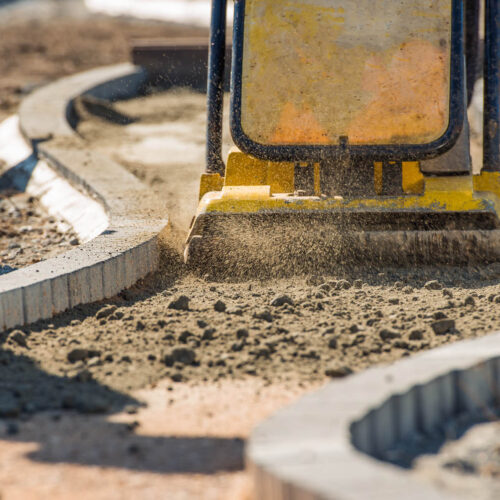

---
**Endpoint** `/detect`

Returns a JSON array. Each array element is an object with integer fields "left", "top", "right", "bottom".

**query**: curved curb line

[
  {"left": 248, "top": 331, "right": 500, "bottom": 500},
  {"left": 19, "top": 63, "right": 147, "bottom": 142},
  {"left": 0, "top": 64, "right": 168, "bottom": 331}
]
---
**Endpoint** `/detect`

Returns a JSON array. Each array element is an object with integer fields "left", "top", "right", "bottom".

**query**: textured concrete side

[
  {"left": 248, "top": 332, "right": 500, "bottom": 500},
  {"left": 0, "top": 64, "right": 168, "bottom": 331}
]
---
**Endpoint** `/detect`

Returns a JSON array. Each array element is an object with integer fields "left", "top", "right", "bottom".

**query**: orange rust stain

[
  {"left": 272, "top": 102, "right": 330, "bottom": 144},
  {"left": 347, "top": 40, "right": 448, "bottom": 144}
]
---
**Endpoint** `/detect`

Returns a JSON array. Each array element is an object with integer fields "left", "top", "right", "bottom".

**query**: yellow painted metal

[
  {"left": 313, "top": 163, "right": 321, "bottom": 195},
  {"left": 241, "top": 0, "right": 452, "bottom": 147},
  {"left": 225, "top": 151, "right": 425, "bottom": 197},
  {"left": 473, "top": 171, "right": 500, "bottom": 194},
  {"left": 195, "top": 155, "right": 499, "bottom": 227},
  {"left": 199, "top": 173, "right": 224, "bottom": 200},
  {"left": 266, "top": 161, "right": 294, "bottom": 194},
  {"left": 225, "top": 149, "right": 294, "bottom": 194},
  {"left": 402, "top": 162, "right": 424, "bottom": 194},
  {"left": 225, "top": 150, "right": 267, "bottom": 186},
  {"left": 473, "top": 171, "right": 500, "bottom": 214},
  {"left": 214, "top": 149, "right": 482, "bottom": 203},
  {"left": 424, "top": 175, "right": 473, "bottom": 193},
  {"left": 195, "top": 171, "right": 499, "bottom": 219},
  {"left": 336, "top": 160, "right": 422, "bottom": 196}
]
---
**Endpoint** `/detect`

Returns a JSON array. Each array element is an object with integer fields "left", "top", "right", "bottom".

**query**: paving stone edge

[
  {"left": 248, "top": 331, "right": 500, "bottom": 500},
  {"left": 0, "top": 63, "right": 168, "bottom": 331}
]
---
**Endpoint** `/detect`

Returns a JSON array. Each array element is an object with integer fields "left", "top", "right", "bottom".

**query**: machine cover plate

[{"left": 237, "top": 0, "right": 453, "bottom": 148}]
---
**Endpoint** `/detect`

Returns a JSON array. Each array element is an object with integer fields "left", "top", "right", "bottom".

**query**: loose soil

[
  {"left": 2, "top": 89, "right": 489, "bottom": 409},
  {"left": 0, "top": 189, "right": 79, "bottom": 274},
  {"left": 3, "top": 91, "right": 499, "bottom": 500},
  {"left": 0, "top": 0, "right": 205, "bottom": 268}
]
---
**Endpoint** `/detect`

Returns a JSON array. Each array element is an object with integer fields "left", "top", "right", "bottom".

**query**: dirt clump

[{"left": 393, "top": 414, "right": 500, "bottom": 500}]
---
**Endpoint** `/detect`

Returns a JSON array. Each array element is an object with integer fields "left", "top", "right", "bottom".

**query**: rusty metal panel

[{"left": 240, "top": 0, "right": 452, "bottom": 146}]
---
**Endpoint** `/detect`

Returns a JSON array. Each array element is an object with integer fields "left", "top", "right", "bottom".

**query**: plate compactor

[{"left": 185, "top": 0, "right": 500, "bottom": 276}]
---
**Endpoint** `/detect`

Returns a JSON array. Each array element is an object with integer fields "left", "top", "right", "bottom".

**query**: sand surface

[
  {"left": 2, "top": 89, "right": 499, "bottom": 497},
  {"left": 0, "top": 4, "right": 498, "bottom": 498},
  {"left": 0, "top": 0, "right": 205, "bottom": 122},
  {"left": 0, "top": 189, "right": 78, "bottom": 274}
]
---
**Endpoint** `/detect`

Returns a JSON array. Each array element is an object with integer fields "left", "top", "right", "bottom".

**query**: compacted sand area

[
  {"left": 5, "top": 261, "right": 500, "bottom": 408},
  {"left": 0, "top": 4, "right": 499, "bottom": 498}
]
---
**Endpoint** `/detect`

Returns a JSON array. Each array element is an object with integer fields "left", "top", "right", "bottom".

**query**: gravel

[
  {"left": 15, "top": 88, "right": 490, "bottom": 413},
  {"left": 0, "top": 191, "right": 79, "bottom": 271}
]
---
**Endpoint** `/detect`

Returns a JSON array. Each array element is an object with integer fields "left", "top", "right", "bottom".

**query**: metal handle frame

[
  {"left": 205, "top": 0, "right": 498, "bottom": 172},
  {"left": 465, "top": 0, "right": 481, "bottom": 106},
  {"left": 483, "top": 0, "right": 500, "bottom": 172},
  {"left": 229, "top": 0, "right": 465, "bottom": 163},
  {"left": 206, "top": 0, "right": 227, "bottom": 174}
]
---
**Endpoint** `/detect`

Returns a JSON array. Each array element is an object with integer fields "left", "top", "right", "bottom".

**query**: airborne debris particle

[
  {"left": 165, "top": 347, "right": 196, "bottom": 366},
  {"left": 214, "top": 300, "right": 226, "bottom": 312},
  {"left": 96, "top": 305, "right": 117, "bottom": 319},
  {"left": 409, "top": 329, "right": 424, "bottom": 340},
  {"left": 464, "top": 295, "right": 475, "bottom": 306},
  {"left": 379, "top": 329, "right": 401, "bottom": 341},
  {"left": 236, "top": 328, "right": 249, "bottom": 339},
  {"left": 270, "top": 294, "right": 294, "bottom": 307},
  {"left": 425, "top": 280, "right": 443, "bottom": 290},
  {"left": 336, "top": 279, "right": 352, "bottom": 290},
  {"left": 254, "top": 310, "right": 273, "bottom": 322},
  {"left": 325, "top": 365, "right": 353, "bottom": 378}
]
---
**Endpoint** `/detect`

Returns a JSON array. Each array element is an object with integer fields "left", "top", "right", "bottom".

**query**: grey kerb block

[
  {"left": 248, "top": 332, "right": 500, "bottom": 500},
  {"left": 0, "top": 63, "right": 168, "bottom": 331}
]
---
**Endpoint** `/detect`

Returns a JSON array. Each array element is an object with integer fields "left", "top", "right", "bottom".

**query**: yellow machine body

[
  {"left": 186, "top": 0, "right": 500, "bottom": 275},
  {"left": 185, "top": 151, "right": 500, "bottom": 274},
  {"left": 196, "top": 154, "right": 500, "bottom": 216}
]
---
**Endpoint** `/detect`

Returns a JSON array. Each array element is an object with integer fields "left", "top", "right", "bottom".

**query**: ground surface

[
  {"left": 3, "top": 89, "right": 499, "bottom": 497},
  {"left": 37, "top": 90, "right": 497, "bottom": 397},
  {"left": 0, "top": 0, "right": 205, "bottom": 122},
  {"left": 414, "top": 418, "right": 500, "bottom": 499},
  {"left": 0, "top": 2, "right": 499, "bottom": 499},
  {"left": 0, "top": 0, "right": 205, "bottom": 266},
  {"left": 0, "top": 189, "right": 78, "bottom": 274}
]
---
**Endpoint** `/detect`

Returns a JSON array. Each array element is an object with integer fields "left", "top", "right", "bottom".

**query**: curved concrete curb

[
  {"left": 0, "top": 64, "right": 168, "bottom": 331},
  {"left": 0, "top": 115, "right": 108, "bottom": 244},
  {"left": 19, "top": 62, "right": 147, "bottom": 142},
  {"left": 248, "top": 331, "right": 500, "bottom": 500}
]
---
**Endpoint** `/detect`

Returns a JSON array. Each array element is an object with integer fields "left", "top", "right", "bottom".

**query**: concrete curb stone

[
  {"left": 0, "top": 64, "right": 168, "bottom": 331},
  {"left": 19, "top": 63, "right": 147, "bottom": 142},
  {"left": 248, "top": 331, "right": 500, "bottom": 499}
]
